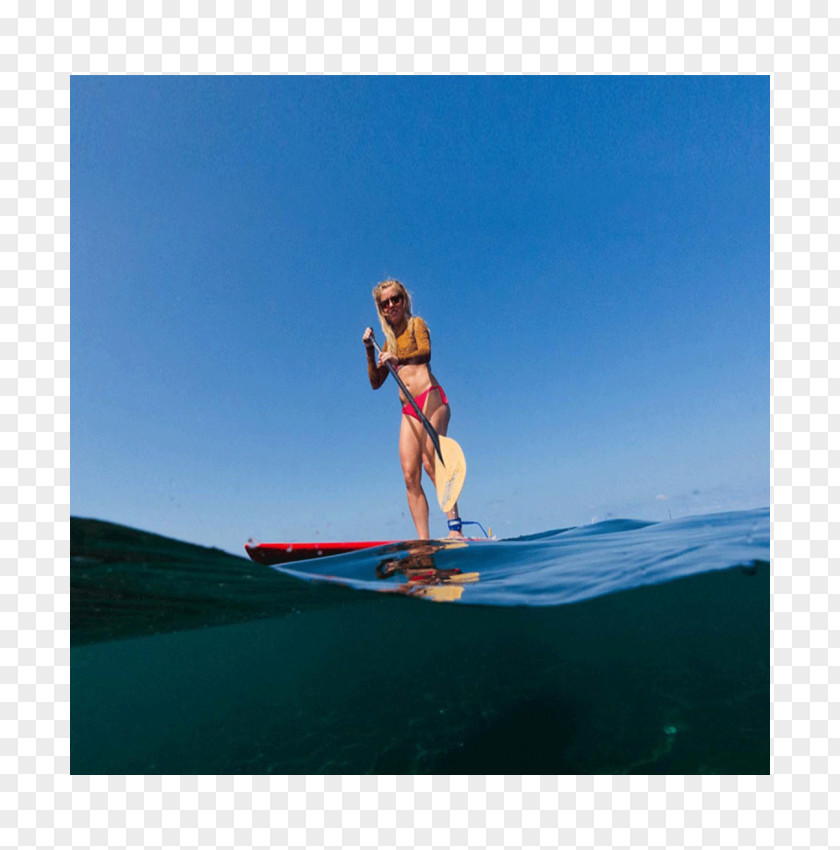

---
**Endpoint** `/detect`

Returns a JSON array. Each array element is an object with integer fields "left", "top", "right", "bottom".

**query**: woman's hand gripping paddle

[{"left": 370, "top": 335, "right": 466, "bottom": 512}]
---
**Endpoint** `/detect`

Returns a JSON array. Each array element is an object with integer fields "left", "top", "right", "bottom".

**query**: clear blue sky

[{"left": 72, "top": 76, "right": 769, "bottom": 554}]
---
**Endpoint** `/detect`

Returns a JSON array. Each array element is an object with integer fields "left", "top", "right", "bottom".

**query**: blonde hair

[{"left": 372, "top": 278, "right": 413, "bottom": 353}]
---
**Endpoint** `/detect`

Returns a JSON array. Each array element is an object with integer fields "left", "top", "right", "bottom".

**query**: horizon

[{"left": 70, "top": 504, "right": 772, "bottom": 560}]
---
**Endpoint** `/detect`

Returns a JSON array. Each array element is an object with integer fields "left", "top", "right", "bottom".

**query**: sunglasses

[{"left": 379, "top": 294, "right": 404, "bottom": 309}]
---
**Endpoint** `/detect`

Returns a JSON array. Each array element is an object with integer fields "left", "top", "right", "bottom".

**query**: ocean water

[{"left": 71, "top": 508, "right": 769, "bottom": 774}]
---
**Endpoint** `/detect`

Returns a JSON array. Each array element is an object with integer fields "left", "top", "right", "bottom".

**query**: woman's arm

[{"left": 363, "top": 327, "right": 389, "bottom": 389}]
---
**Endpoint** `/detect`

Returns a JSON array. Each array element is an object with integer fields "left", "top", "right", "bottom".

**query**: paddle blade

[{"left": 435, "top": 435, "right": 466, "bottom": 512}]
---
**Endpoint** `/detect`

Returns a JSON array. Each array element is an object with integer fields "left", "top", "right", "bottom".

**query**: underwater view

[{"left": 71, "top": 509, "right": 770, "bottom": 774}]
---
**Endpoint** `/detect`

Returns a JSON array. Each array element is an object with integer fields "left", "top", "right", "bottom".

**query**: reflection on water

[{"left": 374, "top": 540, "right": 480, "bottom": 601}]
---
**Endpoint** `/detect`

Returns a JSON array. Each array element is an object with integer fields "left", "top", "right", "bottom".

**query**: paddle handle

[{"left": 368, "top": 333, "right": 445, "bottom": 467}]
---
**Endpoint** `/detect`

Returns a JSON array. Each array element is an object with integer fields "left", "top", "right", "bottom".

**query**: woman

[{"left": 363, "top": 279, "right": 463, "bottom": 539}]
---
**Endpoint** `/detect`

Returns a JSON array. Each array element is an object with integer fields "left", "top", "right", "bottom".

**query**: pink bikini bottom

[{"left": 402, "top": 385, "right": 448, "bottom": 421}]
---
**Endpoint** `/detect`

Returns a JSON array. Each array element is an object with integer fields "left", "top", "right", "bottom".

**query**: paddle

[{"left": 369, "top": 334, "right": 467, "bottom": 512}]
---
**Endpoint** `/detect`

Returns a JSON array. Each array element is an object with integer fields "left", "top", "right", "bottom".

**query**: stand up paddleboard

[
  {"left": 245, "top": 540, "right": 396, "bottom": 565},
  {"left": 245, "top": 536, "right": 492, "bottom": 566}
]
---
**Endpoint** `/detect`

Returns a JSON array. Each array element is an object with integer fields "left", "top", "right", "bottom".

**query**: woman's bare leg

[
  {"left": 399, "top": 416, "right": 430, "bottom": 539},
  {"left": 422, "top": 396, "right": 462, "bottom": 538}
]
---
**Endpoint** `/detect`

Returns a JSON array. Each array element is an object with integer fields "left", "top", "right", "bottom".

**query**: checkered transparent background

[{"left": 5, "top": 0, "right": 834, "bottom": 847}]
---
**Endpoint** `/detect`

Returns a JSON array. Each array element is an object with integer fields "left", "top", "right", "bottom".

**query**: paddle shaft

[{"left": 370, "top": 336, "right": 445, "bottom": 467}]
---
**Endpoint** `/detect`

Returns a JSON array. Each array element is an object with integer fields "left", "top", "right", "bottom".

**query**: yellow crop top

[{"left": 367, "top": 316, "right": 431, "bottom": 389}]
